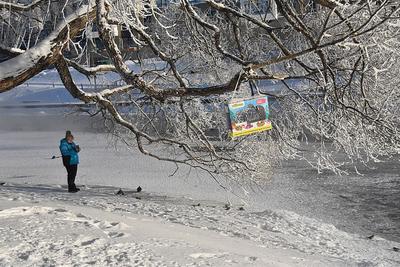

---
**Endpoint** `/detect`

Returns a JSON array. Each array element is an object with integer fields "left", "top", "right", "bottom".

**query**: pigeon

[
  {"left": 116, "top": 188, "right": 125, "bottom": 195},
  {"left": 136, "top": 186, "right": 142, "bottom": 193},
  {"left": 367, "top": 235, "right": 375, "bottom": 240}
]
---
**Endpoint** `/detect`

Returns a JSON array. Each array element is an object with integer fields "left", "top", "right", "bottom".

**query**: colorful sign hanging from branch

[{"left": 228, "top": 95, "right": 272, "bottom": 138}]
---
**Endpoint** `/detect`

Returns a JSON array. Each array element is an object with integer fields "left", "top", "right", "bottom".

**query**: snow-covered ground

[
  {"left": 0, "top": 183, "right": 399, "bottom": 266},
  {"left": 0, "top": 129, "right": 400, "bottom": 266}
]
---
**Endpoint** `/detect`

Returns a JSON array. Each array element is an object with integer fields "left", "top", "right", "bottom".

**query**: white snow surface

[
  {"left": 0, "top": 131, "right": 399, "bottom": 266},
  {"left": 0, "top": 184, "right": 399, "bottom": 267}
]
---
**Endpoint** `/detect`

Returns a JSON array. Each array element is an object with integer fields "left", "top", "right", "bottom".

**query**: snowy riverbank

[
  {"left": 1, "top": 183, "right": 399, "bottom": 266},
  {"left": 1, "top": 129, "right": 400, "bottom": 266}
]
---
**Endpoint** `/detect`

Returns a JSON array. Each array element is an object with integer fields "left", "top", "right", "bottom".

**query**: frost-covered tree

[{"left": 0, "top": 0, "right": 399, "bottom": 185}]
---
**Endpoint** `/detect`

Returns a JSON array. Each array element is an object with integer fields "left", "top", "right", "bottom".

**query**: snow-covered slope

[{"left": 1, "top": 183, "right": 399, "bottom": 266}]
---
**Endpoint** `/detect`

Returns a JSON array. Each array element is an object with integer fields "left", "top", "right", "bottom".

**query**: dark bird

[
  {"left": 0, "top": 182, "right": 5, "bottom": 186},
  {"left": 367, "top": 235, "right": 375, "bottom": 240},
  {"left": 137, "top": 186, "right": 142, "bottom": 193},
  {"left": 116, "top": 188, "right": 125, "bottom": 195},
  {"left": 393, "top": 247, "right": 399, "bottom": 252}
]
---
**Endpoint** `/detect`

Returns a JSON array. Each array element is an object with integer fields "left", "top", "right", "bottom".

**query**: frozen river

[{"left": 0, "top": 126, "right": 399, "bottom": 243}]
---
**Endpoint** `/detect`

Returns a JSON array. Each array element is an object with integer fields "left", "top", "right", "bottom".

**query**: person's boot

[{"left": 68, "top": 187, "right": 78, "bottom": 193}]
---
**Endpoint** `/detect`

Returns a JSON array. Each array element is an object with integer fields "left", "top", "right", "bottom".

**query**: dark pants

[{"left": 65, "top": 164, "right": 78, "bottom": 190}]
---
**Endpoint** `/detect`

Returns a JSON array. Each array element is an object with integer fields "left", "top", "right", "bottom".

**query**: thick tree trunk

[{"left": 0, "top": 4, "right": 95, "bottom": 93}]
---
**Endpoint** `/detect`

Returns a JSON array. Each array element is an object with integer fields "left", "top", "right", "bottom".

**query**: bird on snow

[{"left": 116, "top": 188, "right": 125, "bottom": 195}]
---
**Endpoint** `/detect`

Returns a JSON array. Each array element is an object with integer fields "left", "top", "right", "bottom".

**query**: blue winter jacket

[{"left": 59, "top": 138, "right": 79, "bottom": 165}]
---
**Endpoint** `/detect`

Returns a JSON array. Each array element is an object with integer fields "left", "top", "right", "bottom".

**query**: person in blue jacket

[{"left": 60, "top": 131, "right": 81, "bottom": 193}]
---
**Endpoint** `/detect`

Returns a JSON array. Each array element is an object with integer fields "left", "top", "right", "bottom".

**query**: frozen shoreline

[
  {"left": 1, "top": 182, "right": 399, "bottom": 266},
  {"left": 1, "top": 130, "right": 400, "bottom": 265},
  {"left": 1, "top": 129, "right": 399, "bottom": 242}
]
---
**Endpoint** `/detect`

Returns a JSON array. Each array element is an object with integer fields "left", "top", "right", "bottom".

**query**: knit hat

[{"left": 65, "top": 130, "right": 72, "bottom": 138}]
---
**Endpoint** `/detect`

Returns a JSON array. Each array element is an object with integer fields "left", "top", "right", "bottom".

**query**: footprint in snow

[
  {"left": 108, "top": 232, "right": 124, "bottom": 238},
  {"left": 54, "top": 208, "right": 67, "bottom": 212},
  {"left": 76, "top": 213, "right": 87, "bottom": 218},
  {"left": 80, "top": 238, "right": 99, "bottom": 246},
  {"left": 245, "top": 256, "right": 258, "bottom": 262},
  {"left": 18, "top": 252, "right": 31, "bottom": 260}
]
